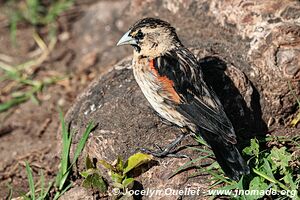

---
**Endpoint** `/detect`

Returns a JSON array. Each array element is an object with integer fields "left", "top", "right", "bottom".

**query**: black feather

[
  {"left": 201, "top": 131, "right": 250, "bottom": 181},
  {"left": 130, "top": 17, "right": 180, "bottom": 43},
  {"left": 154, "top": 48, "right": 236, "bottom": 141},
  {"left": 153, "top": 47, "right": 250, "bottom": 180}
]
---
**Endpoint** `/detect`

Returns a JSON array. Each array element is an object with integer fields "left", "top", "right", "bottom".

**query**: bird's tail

[{"left": 204, "top": 135, "right": 250, "bottom": 181}]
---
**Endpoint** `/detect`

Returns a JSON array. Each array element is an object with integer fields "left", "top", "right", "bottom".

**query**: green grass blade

[
  {"left": 41, "top": 181, "right": 53, "bottom": 199},
  {"left": 25, "top": 161, "right": 35, "bottom": 200},
  {"left": 5, "top": 183, "right": 13, "bottom": 200},
  {"left": 53, "top": 183, "right": 72, "bottom": 200},
  {"left": 57, "top": 109, "right": 72, "bottom": 190},
  {"left": 39, "top": 170, "right": 44, "bottom": 197},
  {"left": 71, "top": 122, "right": 95, "bottom": 165},
  {"left": 58, "top": 170, "right": 70, "bottom": 191},
  {"left": 9, "top": 11, "right": 20, "bottom": 45},
  {"left": 187, "top": 146, "right": 214, "bottom": 155},
  {"left": 57, "top": 110, "right": 94, "bottom": 192},
  {"left": 62, "top": 122, "right": 95, "bottom": 180},
  {"left": 194, "top": 135, "right": 209, "bottom": 146},
  {"left": 206, "top": 169, "right": 231, "bottom": 184},
  {"left": 172, "top": 155, "right": 211, "bottom": 177},
  {"left": 253, "top": 168, "right": 289, "bottom": 190},
  {"left": 26, "top": 0, "right": 39, "bottom": 25},
  {"left": 209, "top": 179, "right": 225, "bottom": 188},
  {"left": 0, "top": 96, "right": 30, "bottom": 112}
]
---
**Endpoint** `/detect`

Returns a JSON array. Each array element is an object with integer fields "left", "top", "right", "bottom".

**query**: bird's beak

[{"left": 117, "top": 30, "right": 137, "bottom": 46}]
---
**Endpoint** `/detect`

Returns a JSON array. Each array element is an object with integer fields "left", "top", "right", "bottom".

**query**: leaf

[
  {"left": 41, "top": 181, "right": 53, "bottom": 199},
  {"left": 122, "top": 178, "right": 134, "bottom": 189},
  {"left": 111, "top": 172, "right": 124, "bottom": 184},
  {"left": 82, "top": 173, "right": 107, "bottom": 193},
  {"left": 30, "top": 94, "right": 40, "bottom": 105},
  {"left": 248, "top": 177, "right": 268, "bottom": 200},
  {"left": 116, "top": 156, "right": 124, "bottom": 172},
  {"left": 53, "top": 183, "right": 72, "bottom": 200},
  {"left": 56, "top": 110, "right": 72, "bottom": 190},
  {"left": 283, "top": 174, "right": 296, "bottom": 191},
  {"left": 99, "top": 160, "right": 115, "bottom": 171},
  {"left": 268, "top": 147, "right": 292, "bottom": 174},
  {"left": 80, "top": 169, "right": 97, "bottom": 178},
  {"left": 243, "top": 139, "right": 259, "bottom": 157},
  {"left": 123, "top": 153, "right": 152, "bottom": 174},
  {"left": 187, "top": 146, "right": 214, "bottom": 155},
  {"left": 194, "top": 135, "right": 209, "bottom": 147},
  {"left": 86, "top": 155, "right": 94, "bottom": 169},
  {"left": 113, "top": 182, "right": 124, "bottom": 189},
  {"left": 261, "top": 158, "right": 275, "bottom": 179}
]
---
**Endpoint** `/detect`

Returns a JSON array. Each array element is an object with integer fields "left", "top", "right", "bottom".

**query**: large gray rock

[
  {"left": 61, "top": 53, "right": 258, "bottom": 199},
  {"left": 59, "top": 0, "right": 300, "bottom": 199}
]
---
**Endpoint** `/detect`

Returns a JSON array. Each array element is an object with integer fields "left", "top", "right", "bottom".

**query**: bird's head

[{"left": 117, "top": 18, "right": 181, "bottom": 57}]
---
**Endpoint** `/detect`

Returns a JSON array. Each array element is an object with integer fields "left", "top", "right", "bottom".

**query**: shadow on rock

[{"left": 199, "top": 56, "right": 268, "bottom": 149}]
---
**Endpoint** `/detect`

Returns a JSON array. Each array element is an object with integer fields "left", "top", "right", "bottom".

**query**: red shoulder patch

[{"left": 149, "top": 59, "right": 181, "bottom": 103}]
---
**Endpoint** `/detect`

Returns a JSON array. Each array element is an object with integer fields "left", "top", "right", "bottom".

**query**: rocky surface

[
  {"left": 62, "top": 56, "right": 255, "bottom": 200},
  {"left": 210, "top": 0, "right": 300, "bottom": 126}
]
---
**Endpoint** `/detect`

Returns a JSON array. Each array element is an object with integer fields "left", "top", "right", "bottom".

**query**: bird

[{"left": 117, "top": 17, "right": 249, "bottom": 181}]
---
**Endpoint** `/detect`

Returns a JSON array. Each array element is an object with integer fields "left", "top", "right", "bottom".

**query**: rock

[
  {"left": 61, "top": 57, "right": 206, "bottom": 200},
  {"left": 71, "top": 0, "right": 132, "bottom": 71},
  {"left": 60, "top": 53, "right": 257, "bottom": 199},
  {"left": 60, "top": 187, "right": 93, "bottom": 200},
  {"left": 209, "top": 0, "right": 300, "bottom": 123},
  {"left": 70, "top": 0, "right": 300, "bottom": 126}
]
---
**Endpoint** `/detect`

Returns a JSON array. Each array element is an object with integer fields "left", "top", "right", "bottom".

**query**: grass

[
  {"left": 0, "top": 32, "right": 60, "bottom": 112},
  {"left": 21, "top": 117, "right": 152, "bottom": 199},
  {"left": 179, "top": 135, "right": 300, "bottom": 200},
  {"left": 4, "top": 0, "right": 75, "bottom": 42},
  {"left": 0, "top": 0, "right": 75, "bottom": 113},
  {"left": 18, "top": 110, "right": 95, "bottom": 200}
]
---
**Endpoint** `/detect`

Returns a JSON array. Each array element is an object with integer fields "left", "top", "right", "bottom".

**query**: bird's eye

[{"left": 135, "top": 30, "right": 144, "bottom": 40}]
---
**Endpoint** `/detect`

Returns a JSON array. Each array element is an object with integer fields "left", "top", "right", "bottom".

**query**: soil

[
  {"left": 0, "top": 0, "right": 298, "bottom": 199},
  {"left": 0, "top": 1, "right": 113, "bottom": 198}
]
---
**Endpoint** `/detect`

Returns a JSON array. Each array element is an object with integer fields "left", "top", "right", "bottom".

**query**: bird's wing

[{"left": 152, "top": 47, "right": 237, "bottom": 144}]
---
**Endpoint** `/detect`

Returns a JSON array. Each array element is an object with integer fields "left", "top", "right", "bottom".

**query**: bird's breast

[{"left": 132, "top": 58, "right": 187, "bottom": 128}]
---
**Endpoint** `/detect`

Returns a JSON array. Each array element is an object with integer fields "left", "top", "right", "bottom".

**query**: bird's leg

[
  {"left": 158, "top": 116, "right": 174, "bottom": 126},
  {"left": 153, "top": 110, "right": 174, "bottom": 126},
  {"left": 139, "top": 133, "right": 193, "bottom": 159}
]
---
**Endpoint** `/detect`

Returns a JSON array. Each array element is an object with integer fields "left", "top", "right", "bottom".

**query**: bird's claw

[
  {"left": 138, "top": 134, "right": 192, "bottom": 159},
  {"left": 139, "top": 146, "right": 190, "bottom": 159}
]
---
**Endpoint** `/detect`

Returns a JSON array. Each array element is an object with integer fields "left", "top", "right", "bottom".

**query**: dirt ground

[
  {"left": 0, "top": 1, "right": 118, "bottom": 198},
  {"left": 0, "top": 0, "right": 299, "bottom": 199}
]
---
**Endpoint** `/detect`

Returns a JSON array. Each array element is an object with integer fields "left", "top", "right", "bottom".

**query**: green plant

[
  {"left": 241, "top": 138, "right": 299, "bottom": 200},
  {"left": 98, "top": 153, "right": 152, "bottom": 197},
  {"left": 174, "top": 136, "right": 300, "bottom": 200},
  {"left": 1, "top": 0, "right": 74, "bottom": 112},
  {"left": 80, "top": 155, "right": 107, "bottom": 193},
  {"left": 23, "top": 163, "right": 52, "bottom": 200},
  {"left": 0, "top": 33, "right": 60, "bottom": 112},
  {"left": 54, "top": 111, "right": 95, "bottom": 199},
  {"left": 4, "top": 0, "right": 74, "bottom": 42},
  {"left": 21, "top": 110, "right": 95, "bottom": 199}
]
